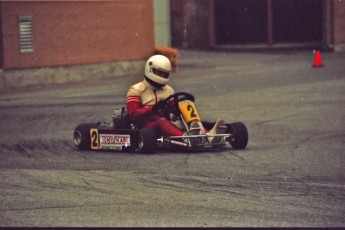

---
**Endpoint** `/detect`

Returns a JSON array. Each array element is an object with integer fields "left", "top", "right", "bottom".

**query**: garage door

[{"left": 214, "top": 0, "right": 322, "bottom": 45}]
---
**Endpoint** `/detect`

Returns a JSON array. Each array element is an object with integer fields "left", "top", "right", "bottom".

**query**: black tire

[
  {"left": 227, "top": 122, "right": 248, "bottom": 150},
  {"left": 73, "top": 123, "right": 98, "bottom": 150},
  {"left": 138, "top": 128, "right": 157, "bottom": 153}
]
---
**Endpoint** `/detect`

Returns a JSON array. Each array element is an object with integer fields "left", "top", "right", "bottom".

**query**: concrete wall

[
  {"left": 0, "top": 60, "right": 145, "bottom": 92},
  {"left": 154, "top": 0, "right": 171, "bottom": 46}
]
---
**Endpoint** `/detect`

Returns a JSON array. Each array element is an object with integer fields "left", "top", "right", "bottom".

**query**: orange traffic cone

[{"left": 312, "top": 50, "right": 323, "bottom": 67}]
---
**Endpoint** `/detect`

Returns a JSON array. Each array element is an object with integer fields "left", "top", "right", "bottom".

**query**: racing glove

[{"left": 152, "top": 100, "right": 167, "bottom": 112}]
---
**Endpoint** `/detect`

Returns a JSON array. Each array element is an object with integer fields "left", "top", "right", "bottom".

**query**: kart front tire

[
  {"left": 73, "top": 123, "right": 98, "bottom": 150},
  {"left": 227, "top": 122, "right": 248, "bottom": 150},
  {"left": 138, "top": 128, "right": 157, "bottom": 153}
]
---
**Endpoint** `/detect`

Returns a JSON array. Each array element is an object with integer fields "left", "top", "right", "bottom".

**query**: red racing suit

[{"left": 126, "top": 79, "right": 184, "bottom": 137}]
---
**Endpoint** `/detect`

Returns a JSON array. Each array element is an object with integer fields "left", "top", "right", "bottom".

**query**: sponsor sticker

[{"left": 99, "top": 134, "right": 130, "bottom": 150}]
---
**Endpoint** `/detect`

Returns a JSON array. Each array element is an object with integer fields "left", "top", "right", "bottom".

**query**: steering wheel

[
  {"left": 153, "top": 92, "right": 195, "bottom": 116},
  {"left": 164, "top": 92, "right": 195, "bottom": 104}
]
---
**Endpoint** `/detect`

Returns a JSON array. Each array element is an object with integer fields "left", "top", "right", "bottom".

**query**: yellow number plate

[
  {"left": 90, "top": 128, "right": 99, "bottom": 150},
  {"left": 178, "top": 100, "right": 200, "bottom": 123}
]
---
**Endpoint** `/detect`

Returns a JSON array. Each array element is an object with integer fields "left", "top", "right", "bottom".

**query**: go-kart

[{"left": 73, "top": 92, "right": 248, "bottom": 153}]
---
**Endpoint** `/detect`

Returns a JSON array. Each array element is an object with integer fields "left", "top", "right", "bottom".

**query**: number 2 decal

[
  {"left": 90, "top": 128, "right": 99, "bottom": 150},
  {"left": 187, "top": 104, "right": 197, "bottom": 118},
  {"left": 178, "top": 101, "right": 200, "bottom": 123}
]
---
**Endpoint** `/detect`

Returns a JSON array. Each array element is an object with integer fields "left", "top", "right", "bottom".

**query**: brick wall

[
  {"left": 334, "top": 1, "right": 345, "bottom": 44},
  {"left": 170, "top": 0, "right": 211, "bottom": 49},
  {"left": 1, "top": 1, "right": 154, "bottom": 69}
]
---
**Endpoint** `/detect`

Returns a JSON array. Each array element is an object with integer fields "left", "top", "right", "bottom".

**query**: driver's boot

[
  {"left": 207, "top": 119, "right": 227, "bottom": 143},
  {"left": 189, "top": 121, "right": 207, "bottom": 146}
]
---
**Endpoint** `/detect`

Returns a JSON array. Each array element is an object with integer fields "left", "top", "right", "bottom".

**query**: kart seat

[{"left": 112, "top": 107, "right": 131, "bottom": 129}]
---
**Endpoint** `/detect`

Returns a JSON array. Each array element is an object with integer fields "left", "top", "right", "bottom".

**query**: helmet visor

[{"left": 153, "top": 68, "right": 170, "bottom": 79}]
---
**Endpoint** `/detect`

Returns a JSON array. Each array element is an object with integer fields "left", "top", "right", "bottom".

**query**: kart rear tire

[
  {"left": 138, "top": 128, "right": 157, "bottom": 153},
  {"left": 227, "top": 122, "right": 248, "bottom": 150},
  {"left": 73, "top": 123, "right": 98, "bottom": 150}
]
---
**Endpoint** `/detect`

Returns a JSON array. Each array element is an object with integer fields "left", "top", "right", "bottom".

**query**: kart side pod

[{"left": 73, "top": 122, "right": 157, "bottom": 153}]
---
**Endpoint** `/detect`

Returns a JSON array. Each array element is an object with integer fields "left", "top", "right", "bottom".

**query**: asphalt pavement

[{"left": 0, "top": 50, "right": 344, "bottom": 227}]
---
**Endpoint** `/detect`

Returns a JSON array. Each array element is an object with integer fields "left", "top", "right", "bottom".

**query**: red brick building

[
  {"left": 0, "top": 1, "right": 154, "bottom": 69},
  {"left": 1, "top": 0, "right": 344, "bottom": 90},
  {"left": 0, "top": 1, "right": 155, "bottom": 90},
  {"left": 333, "top": 0, "right": 345, "bottom": 51},
  {"left": 171, "top": 0, "right": 345, "bottom": 51}
]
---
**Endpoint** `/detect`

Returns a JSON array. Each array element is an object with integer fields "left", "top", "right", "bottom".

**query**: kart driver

[{"left": 126, "top": 54, "right": 225, "bottom": 143}]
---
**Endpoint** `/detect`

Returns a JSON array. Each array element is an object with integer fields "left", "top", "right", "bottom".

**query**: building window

[{"left": 18, "top": 16, "right": 34, "bottom": 53}]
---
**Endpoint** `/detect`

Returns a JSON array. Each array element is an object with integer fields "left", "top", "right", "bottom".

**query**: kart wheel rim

[{"left": 73, "top": 130, "right": 82, "bottom": 146}]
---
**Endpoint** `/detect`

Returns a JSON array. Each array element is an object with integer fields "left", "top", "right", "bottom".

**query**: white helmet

[{"left": 145, "top": 55, "right": 171, "bottom": 86}]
